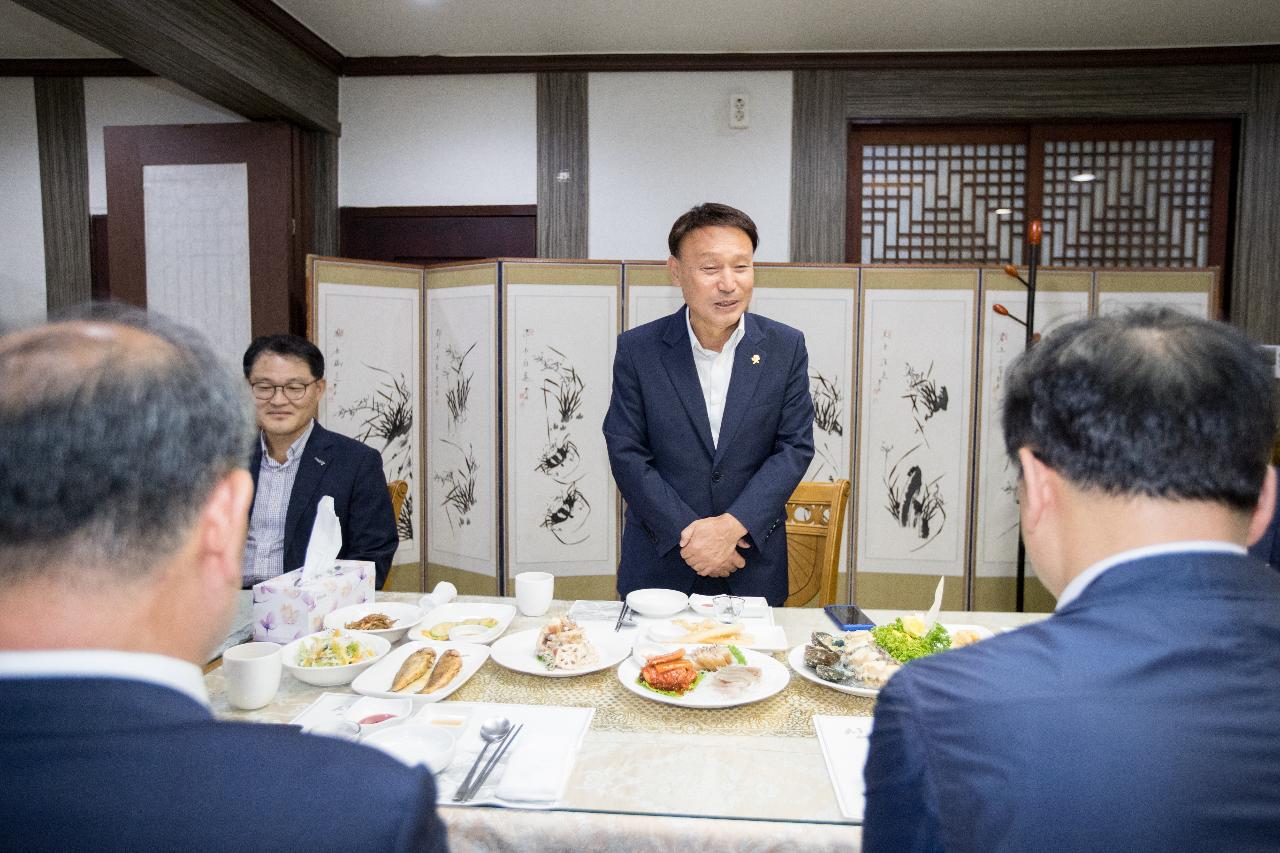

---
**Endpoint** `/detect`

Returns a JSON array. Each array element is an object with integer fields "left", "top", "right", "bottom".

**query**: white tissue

[
  {"left": 301, "top": 496, "right": 343, "bottom": 583},
  {"left": 418, "top": 581, "right": 458, "bottom": 613}
]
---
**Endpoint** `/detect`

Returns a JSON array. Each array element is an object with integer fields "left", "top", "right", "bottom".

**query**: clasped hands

[{"left": 679, "top": 513, "right": 750, "bottom": 578}]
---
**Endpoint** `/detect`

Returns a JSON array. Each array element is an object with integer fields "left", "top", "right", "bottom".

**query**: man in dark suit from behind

[
  {"left": 864, "top": 308, "right": 1280, "bottom": 853},
  {"left": 242, "top": 334, "right": 398, "bottom": 589},
  {"left": 0, "top": 310, "right": 447, "bottom": 853}
]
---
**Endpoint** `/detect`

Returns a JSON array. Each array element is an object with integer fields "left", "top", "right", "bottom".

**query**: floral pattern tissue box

[{"left": 251, "top": 560, "right": 375, "bottom": 643}]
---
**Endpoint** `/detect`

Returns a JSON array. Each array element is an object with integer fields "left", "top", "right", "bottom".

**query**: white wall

[
  {"left": 588, "top": 71, "right": 792, "bottom": 262},
  {"left": 339, "top": 75, "right": 537, "bottom": 206},
  {"left": 84, "top": 77, "right": 244, "bottom": 215},
  {"left": 0, "top": 78, "right": 48, "bottom": 325}
]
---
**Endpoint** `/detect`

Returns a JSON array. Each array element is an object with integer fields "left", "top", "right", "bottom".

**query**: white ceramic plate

[
  {"left": 787, "top": 623, "right": 997, "bottom": 697},
  {"left": 351, "top": 640, "right": 490, "bottom": 702},
  {"left": 645, "top": 618, "right": 789, "bottom": 651},
  {"left": 687, "top": 593, "right": 772, "bottom": 619},
  {"left": 323, "top": 601, "right": 424, "bottom": 644},
  {"left": 488, "top": 626, "right": 633, "bottom": 677},
  {"left": 625, "top": 588, "right": 689, "bottom": 618},
  {"left": 409, "top": 602, "right": 516, "bottom": 646},
  {"left": 619, "top": 644, "right": 790, "bottom": 709}
]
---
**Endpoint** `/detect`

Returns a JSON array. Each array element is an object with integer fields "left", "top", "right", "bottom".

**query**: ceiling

[{"left": 3, "top": 0, "right": 1280, "bottom": 60}]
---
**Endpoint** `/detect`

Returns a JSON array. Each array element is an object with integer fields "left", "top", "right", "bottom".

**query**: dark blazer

[
  {"left": 1247, "top": 497, "right": 1279, "bottom": 568},
  {"left": 603, "top": 308, "right": 814, "bottom": 605},
  {"left": 863, "top": 551, "right": 1280, "bottom": 853},
  {"left": 0, "top": 677, "right": 448, "bottom": 853},
  {"left": 249, "top": 421, "right": 398, "bottom": 589}
]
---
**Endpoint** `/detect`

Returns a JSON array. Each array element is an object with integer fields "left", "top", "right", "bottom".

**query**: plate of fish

[
  {"left": 790, "top": 621, "right": 993, "bottom": 696},
  {"left": 351, "top": 640, "right": 490, "bottom": 702},
  {"left": 489, "top": 617, "right": 632, "bottom": 677},
  {"left": 618, "top": 643, "right": 789, "bottom": 709},
  {"left": 410, "top": 602, "right": 516, "bottom": 645}
]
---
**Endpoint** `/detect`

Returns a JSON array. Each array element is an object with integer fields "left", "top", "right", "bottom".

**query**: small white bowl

[
  {"left": 625, "top": 588, "right": 689, "bottom": 618},
  {"left": 323, "top": 602, "right": 424, "bottom": 644},
  {"left": 281, "top": 630, "right": 391, "bottom": 687},
  {"left": 362, "top": 725, "right": 457, "bottom": 774},
  {"left": 344, "top": 696, "right": 414, "bottom": 728}
]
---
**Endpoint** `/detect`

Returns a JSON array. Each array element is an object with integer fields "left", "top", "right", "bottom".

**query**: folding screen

[
  {"left": 623, "top": 261, "right": 683, "bottom": 329},
  {"left": 503, "top": 262, "right": 622, "bottom": 601},
  {"left": 972, "top": 270, "right": 1091, "bottom": 611},
  {"left": 309, "top": 257, "right": 424, "bottom": 584},
  {"left": 424, "top": 262, "right": 501, "bottom": 595},
  {"left": 1095, "top": 270, "right": 1215, "bottom": 318},
  {"left": 855, "top": 269, "right": 979, "bottom": 611},
  {"left": 750, "top": 265, "right": 859, "bottom": 599}
]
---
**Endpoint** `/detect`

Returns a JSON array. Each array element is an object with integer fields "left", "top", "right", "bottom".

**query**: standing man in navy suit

[
  {"left": 242, "top": 335, "right": 398, "bottom": 589},
  {"left": 863, "top": 308, "right": 1280, "bottom": 852},
  {"left": 604, "top": 203, "right": 814, "bottom": 605},
  {"left": 0, "top": 309, "right": 447, "bottom": 852}
]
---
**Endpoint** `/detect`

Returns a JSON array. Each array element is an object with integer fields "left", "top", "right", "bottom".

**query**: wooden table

[{"left": 207, "top": 594, "right": 1046, "bottom": 852}]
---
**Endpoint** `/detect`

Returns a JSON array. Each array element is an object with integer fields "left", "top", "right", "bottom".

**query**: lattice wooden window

[{"left": 848, "top": 122, "right": 1233, "bottom": 271}]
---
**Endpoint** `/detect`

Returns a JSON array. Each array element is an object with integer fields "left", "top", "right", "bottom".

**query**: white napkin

[
  {"left": 494, "top": 734, "right": 577, "bottom": 803},
  {"left": 812, "top": 715, "right": 874, "bottom": 821},
  {"left": 301, "top": 496, "right": 342, "bottom": 582},
  {"left": 419, "top": 581, "right": 457, "bottom": 613}
]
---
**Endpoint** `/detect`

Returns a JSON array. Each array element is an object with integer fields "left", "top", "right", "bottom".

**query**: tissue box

[{"left": 251, "top": 560, "right": 376, "bottom": 643}]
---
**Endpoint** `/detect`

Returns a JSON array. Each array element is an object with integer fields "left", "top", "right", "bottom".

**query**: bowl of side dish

[
  {"left": 323, "top": 602, "right": 424, "bottom": 644},
  {"left": 280, "top": 629, "right": 391, "bottom": 687}
]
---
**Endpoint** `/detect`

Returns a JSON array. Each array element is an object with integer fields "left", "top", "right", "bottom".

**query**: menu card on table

[{"left": 812, "top": 714, "right": 874, "bottom": 821}]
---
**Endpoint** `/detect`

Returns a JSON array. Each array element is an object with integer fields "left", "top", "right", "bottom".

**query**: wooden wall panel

[
  {"left": 536, "top": 72, "right": 588, "bottom": 259},
  {"left": 790, "top": 70, "right": 846, "bottom": 263},
  {"left": 302, "top": 129, "right": 338, "bottom": 257},
  {"left": 34, "top": 76, "right": 91, "bottom": 313},
  {"left": 1235, "top": 64, "right": 1280, "bottom": 344},
  {"left": 15, "top": 0, "right": 338, "bottom": 132}
]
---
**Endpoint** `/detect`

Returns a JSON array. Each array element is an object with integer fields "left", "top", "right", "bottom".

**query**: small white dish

[
  {"left": 362, "top": 725, "right": 457, "bottom": 774},
  {"left": 323, "top": 601, "right": 424, "bottom": 644},
  {"left": 281, "top": 630, "right": 391, "bottom": 687},
  {"left": 410, "top": 602, "right": 516, "bottom": 646},
  {"left": 344, "top": 696, "right": 413, "bottom": 728},
  {"left": 625, "top": 588, "right": 689, "bottom": 618}
]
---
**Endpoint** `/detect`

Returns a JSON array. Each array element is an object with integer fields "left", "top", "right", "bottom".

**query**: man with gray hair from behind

[
  {"left": 863, "top": 307, "right": 1280, "bottom": 853},
  {"left": 0, "top": 308, "right": 447, "bottom": 853}
]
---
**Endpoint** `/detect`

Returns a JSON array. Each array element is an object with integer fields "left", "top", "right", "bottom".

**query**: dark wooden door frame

[{"left": 103, "top": 121, "right": 304, "bottom": 336}]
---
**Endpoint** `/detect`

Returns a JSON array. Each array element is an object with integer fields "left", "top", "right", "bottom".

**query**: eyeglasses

[{"left": 249, "top": 380, "right": 318, "bottom": 402}]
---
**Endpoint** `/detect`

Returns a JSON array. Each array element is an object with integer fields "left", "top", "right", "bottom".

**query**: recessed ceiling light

[
  {"left": 1070, "top": 172, "right": 1097, "bottom": 182},
  {"left": 995, "top": 208, "right": 1012, "bottom": 216}
]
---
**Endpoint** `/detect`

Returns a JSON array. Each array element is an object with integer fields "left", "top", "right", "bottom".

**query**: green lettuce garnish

[
  {"left": 728, "top": 645, "right": 746, "bottom": 665},
  {"left": 871, "top": 618, "right": 951, "bottom": 663},
  {"left": 636, "top": 671, "right": 705, "bottom": 697}
]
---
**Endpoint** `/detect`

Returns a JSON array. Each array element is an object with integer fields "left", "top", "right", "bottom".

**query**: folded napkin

[
  {"left": 301, "top": 496, "right": 342, "bottom": 582},
  {"left": 494, "top": 734, "right": 578, "bottom": 803},
  {"left": 812, "top": 715, "right": 874, "bottom": 821}
]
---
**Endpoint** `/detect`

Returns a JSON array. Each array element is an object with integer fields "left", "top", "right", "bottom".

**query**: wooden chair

[
  {"left": 383, "top": 480, "right": 410, "bottom": 589},
  {"left": 783, "top": 479, "right": 852, "bottom": 608}
]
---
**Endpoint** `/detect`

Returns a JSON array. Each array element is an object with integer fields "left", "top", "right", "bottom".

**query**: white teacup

[
  {"left": 514, "top": 571, "right": 554, "bottom": 617},
  {"left": 222, "top": 641, "right": 282, "bottom": 710}
]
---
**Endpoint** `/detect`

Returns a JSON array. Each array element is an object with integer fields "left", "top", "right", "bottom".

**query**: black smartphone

[{"left": 824, "top": 604, "right": 876, "bottom": 631}]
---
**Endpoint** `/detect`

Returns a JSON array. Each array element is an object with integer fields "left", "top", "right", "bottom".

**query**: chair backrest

[
  {"left": 387, "top": 479, "right": 409, "bottom": 523},
  {"left": 783, "top": 479, "right": 852, "bottom": 608}
]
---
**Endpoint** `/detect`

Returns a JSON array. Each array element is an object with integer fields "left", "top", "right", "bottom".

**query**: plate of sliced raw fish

[{"left": 351, "top": 640, "right": 489, "bottom": 702}]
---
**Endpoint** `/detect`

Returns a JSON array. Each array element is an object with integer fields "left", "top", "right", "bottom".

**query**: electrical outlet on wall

[{"left": 729, "top": 94, "right": 749, "bottom": 129}]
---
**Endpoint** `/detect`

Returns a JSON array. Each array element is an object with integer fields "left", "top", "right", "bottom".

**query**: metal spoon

[{"left": 453, "top": 716, "right": 511, "bottom": 801}]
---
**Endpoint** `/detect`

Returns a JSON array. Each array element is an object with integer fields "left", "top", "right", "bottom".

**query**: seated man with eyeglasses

[{"left": 241, "top": 335, "right": 398, "bottom": 589}]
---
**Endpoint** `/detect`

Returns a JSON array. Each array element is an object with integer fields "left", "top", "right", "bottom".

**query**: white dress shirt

[
  {"left": 1054, "top": 540, "right": 1246, "bottom": 611},
  {"left": 0, "top": 648, "right": 210, "bottom": 707},
  {"left": 686, "top": 310, "right": 747, "bottom": 448}
]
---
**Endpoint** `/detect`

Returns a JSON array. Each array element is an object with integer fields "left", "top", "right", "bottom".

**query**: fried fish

[
  {"left": 391, "top": 648, "right": 436, "bottom": 692},
  {"left": 420, "top": 649, "right": 463, "bottom": 694}
]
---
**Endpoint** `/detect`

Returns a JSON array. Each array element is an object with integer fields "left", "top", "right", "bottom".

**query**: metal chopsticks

[
  {"left": 614, "top": 601, "right": 631, "bottom": 632},
  {"left": 459, "top": 724, "right": 524, "bottom": 802}
]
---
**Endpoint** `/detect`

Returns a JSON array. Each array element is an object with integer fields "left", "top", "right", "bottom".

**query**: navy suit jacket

[
  {"left": 250, "top": 421, "right": 398, "bottom": 589},
  {"left": 603, "top": 308, "right": 815, "bottom": 605},
  {"left": 0, "top": 677, "right": 448, "bottom": 853},
  {"left": 863, "top": 551, "right": 1280, "bottom": 853},
  {"left": 1247, "top": 497, "right": 1279, "bottom": 568}
]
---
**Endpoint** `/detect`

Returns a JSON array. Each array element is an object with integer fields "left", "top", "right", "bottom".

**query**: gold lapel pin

[{"left": 751, "top": 354, "right": 761, "bottom": 365}]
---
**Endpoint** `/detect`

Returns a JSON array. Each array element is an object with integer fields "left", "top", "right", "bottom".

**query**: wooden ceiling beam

[{"left": 13, "top": 0, "right": 339, "bottom": 133}]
